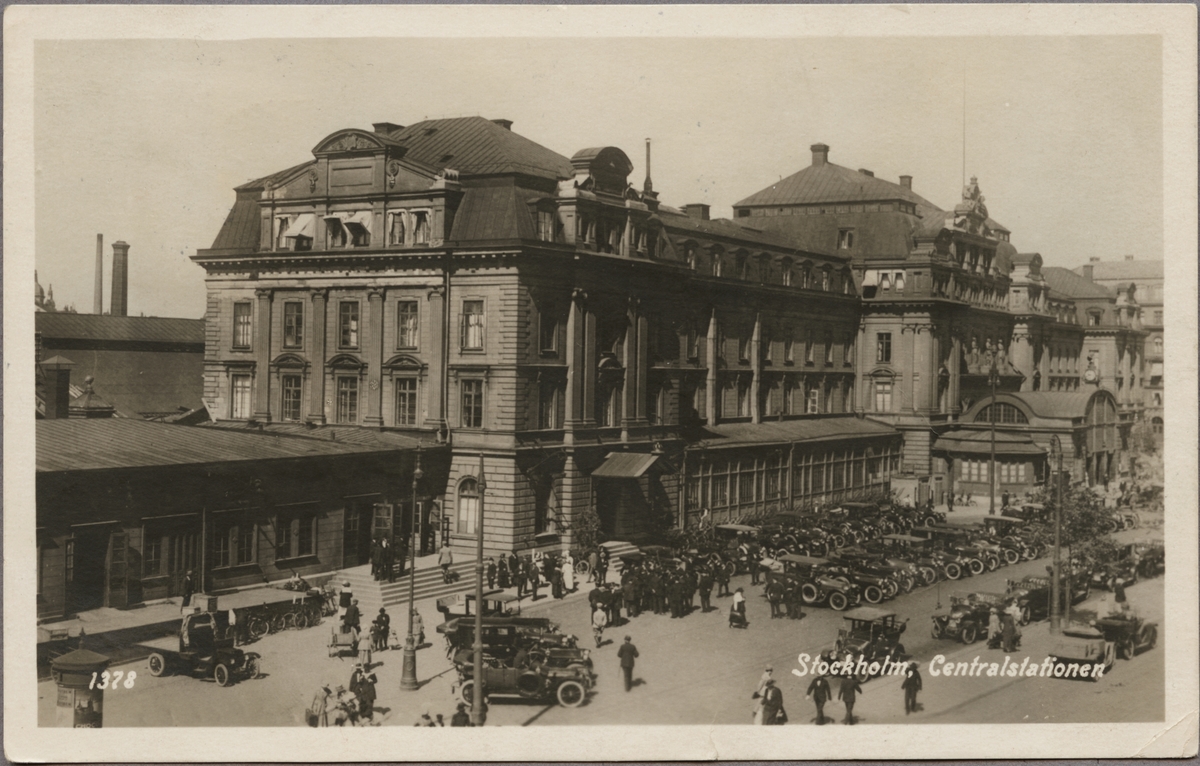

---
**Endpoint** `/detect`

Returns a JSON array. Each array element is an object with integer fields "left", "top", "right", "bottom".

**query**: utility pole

[
  {"left": 1049, "top": 435, "right": 1064, "bottom": 633},
  {"left": 471, "top": 452, "right": 486, "bottom": 726},
  {"left": 401, "top": 448, "right": 422, "bottom": 691}
]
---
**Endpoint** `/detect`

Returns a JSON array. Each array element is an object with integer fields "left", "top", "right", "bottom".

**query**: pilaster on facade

[
  {"left": 252, "top": 288, "right": 273, "bottom": 422},
  {"left": 705, "top": 310, "right": 719, "bottom": 424},
  {"left": 750, "top": 313, "right": 762, "bottom": 424},
  {"left": 363, "top": 289, "right": 386, "bottom": 427},
  {"left": 307, "top": 289, "right": 328, "bottom": 423}
]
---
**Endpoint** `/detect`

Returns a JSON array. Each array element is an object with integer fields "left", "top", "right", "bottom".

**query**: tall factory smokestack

[
  {"left": 94, "top": 234, "right": 104, "bottom": 314},
  {"left": 111, "top": 241, "right": 129, "bottom": 317}
]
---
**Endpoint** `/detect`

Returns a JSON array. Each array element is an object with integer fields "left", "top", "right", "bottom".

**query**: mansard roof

[
  {"left": 1042, "top": 266, "right": 1115, "bottom": 300},
  {"left": 734, "top": 160, "right": 942, "bottom": 214},
  {"left": 376, "top": 117, "right": 574, "bottom": 180}
]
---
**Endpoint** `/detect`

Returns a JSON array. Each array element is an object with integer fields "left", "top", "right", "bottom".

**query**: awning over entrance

[
  {"left": 591, "top": 452, "right": 659, "bottom": 478},
  {"left": 932, "top": 429, "right": 1045, "bottom": 456}
]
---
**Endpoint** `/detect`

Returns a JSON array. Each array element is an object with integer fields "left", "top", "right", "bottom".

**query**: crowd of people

[{"left": 475, "top": 549, "right": 581, "bottom": 601}]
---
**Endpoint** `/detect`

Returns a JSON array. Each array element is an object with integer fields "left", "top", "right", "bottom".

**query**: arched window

[
  {"left": 1153, "top": 337, "right": 1163, "bottom": 355},
  {"left": 974, "top": 403, "right": 1029, "bottom": 424},
  {"left": 456, "top": 477, "right": 479, "bottom": 535},
  {"left": 685, "top": 243, "right": 698, "bottom": 270}
]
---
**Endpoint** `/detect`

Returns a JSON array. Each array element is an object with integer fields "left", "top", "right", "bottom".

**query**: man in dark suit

[
  {"left": 697, "top": 568, "right": 714, "bottom": 613},
  {"left": 806, "top": 672, "right": 832, "bottom": 725},
  {"left": 617, "top": 635, "right": 639, "bottom": 692},
  {"left": 838, "top": 676, "right": 863, "bottom": 725},
  {"left": 902, "top": 661, "right": 923, "bottom": 714}
]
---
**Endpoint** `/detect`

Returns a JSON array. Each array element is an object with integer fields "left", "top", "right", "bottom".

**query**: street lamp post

[
  {"left": 471, "top": 452, "right": 486, "bottom": 726},
  {"left": 401, "top": 449, "right": 423, "bottom": 691},
  {"left": 988, "top": 361, "right": 1000, "bottom": 516},
  {"left": 1049, "top": 435, "right": 1064, "bottom": 634}
]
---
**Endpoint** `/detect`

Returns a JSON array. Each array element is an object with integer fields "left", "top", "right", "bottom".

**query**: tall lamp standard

[
  {"left": 400, "top": 448, "right": 423, "bottom": 691},
  {"left": 1049, "top": 435, "right": 1064, "bottom": 634},
  {"left": 471, "top": 452, "right": 486, "bottom": 726},
  {"left": 988, "top": 360, "right": 1000, "bottom": 515}
]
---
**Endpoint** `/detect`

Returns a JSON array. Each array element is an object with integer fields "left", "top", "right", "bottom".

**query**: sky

[{"left": 33, "top": 34, "right": 1162, "bottom": 319}]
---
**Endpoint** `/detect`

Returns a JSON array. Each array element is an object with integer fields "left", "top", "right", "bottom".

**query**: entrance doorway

[
  {"left": 342, "top": 502, "right": 374, "bottom": 568},
  {"left": 594, "top": 478, "right": 651, "bottom": 541},
  {"left": 66, "top": 526, "right": 111, "bottom": 614}
]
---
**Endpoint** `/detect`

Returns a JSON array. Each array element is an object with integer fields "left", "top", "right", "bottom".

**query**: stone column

[
  {"left": 635, "top": 312, "right": 649, "bottom": 423},
  {"left": 1120, "top": 339, "right": 1132, "bottom": 405},
  {"left": 425, "top": 286, "right": 447, "bottom": 435},
  {"left": 706, "top": 310, "right": 719, "bottom": 424},
  {"left": 565, "top": 289, "right": 596, "bottom": 434},
  {"left": 902, "top": 324, "right": 916, "bottom": 412},
  {"left": 364, "top": 289, "right": 385, "bottom": 427},
  {"left": 621, "top": 299, "right": 639, "bottom": 440},
  {"left": 750, "top": 313, "right": 762, "bottom": 424},
  {"left": 308, "top": 289, "right": 328, "bottom": 424},
  {"left": 949, "top": 332, "right": 962, "bottom": 416},
  {"left": 253, "top": 289, "right": 273, "bottom": 421}
]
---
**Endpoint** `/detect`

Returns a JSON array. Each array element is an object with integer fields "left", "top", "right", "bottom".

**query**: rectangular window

[
  {"left": 763, "top": 333, "right": 773, "bottom": 363},
  {"left": 738, "top": 335, "right": 751, "bottom": 363},
  {"left": 874, "top": 381, "right": 892, "bottom": 412},
  {"left": 686, "top": 327, "right": 701, "bottom": 361},
  {"left": 461, "top": 300, "right": 485, "bottom": 350},
  {"left": 396, "top": 301, "right": 419, "bottom": 349},
  {"left": 326, "top": 218, "right": 347, "bottom": 248},
  {"left": 537, "top": 210, "right": 556, "bottom": 242},
  {"left": 844, "top": 332, "right": 854, "bottom": 365},
  {"left": 237, "top": 524, "right": 254, "bottom": 564},
  {"left": 807, "top": 386, "right": 820, "bottom": 414},
  {"left": 785, "top": 335, "right": 795, "bottom": 364},
  {"left": 1152, "top": 310, "right": 1163, "bottom": 325},
  {"left": 281, "top": 375, "right": 302, "bottom": 421},
  {"left": 336, "top": 377, "right": 358, "bottom": 423},
  {"left": 233, "top": 302, "right": 252, "bottom": 349},
  {"left": 231, "top": 374, "right": 252, "bottom": 419},
  {"left": 838, "top": 229, "right": 855, "bottom": 249},
  {"left": 143, "top": 537, "right": 162, "bottom": 577},
  {"left": 538, "top": 381, "right": 559, "bottom": 429},
  {"left": 283, "top": 302, "right": 304, "bottom": 348},
  {"left": 297, "top": 516, "right": 314, "bottom": 556},
  {"left": 461, "top": 379, "right": 484, "bottom": 428},
  {"left": 824, "top": 330, "right": 834, "bottom": 365},
  {"left": 821, "top": 270, "right": 831, "bottom": 291},
  {"left": 395, "top": 378, "right": 418, "bottom": 426},
  {"left": 539, "top": 310, "right": 558, "bottom": 353},
  {"left": 739, "top": 381, "right": 752, "bottom": 417},
  {"left": 805, "top": 330, "right": 815, "bottom": 365},
  {"left": 274, "top": 216, "right": 291, "bottom": 249},
  {"left": 389, "top": 212, "right": 407, "bottom": 245},
  {"left": 712, "top": 473, "right": 728, "bottom": 507},
  {"left": 339, "top": 301, "right": 360, "bottom": 348},
  {"left": 876, "top": 332, "right": 892, "bottom": 363},
  {"left": 276, "top": 520, "right": 292, "bottom": 560},
  {"left": 413, "top": 211, "right": 430, "bottom": 245},
  {"left": 215, "top": 529, "right": 230, "bottom": 568}
]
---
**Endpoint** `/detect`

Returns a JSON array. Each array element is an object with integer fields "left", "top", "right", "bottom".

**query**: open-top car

[
  {"left": 1049, "top": 625, "right": 1115, "bottom": 681},
  {"left": 1093, "top": 612, "right": 1158, "bottom": 659},
  {"left": 455, "top": 642, "right": 595, "bottom": 708},
  {"left": 1003, "top": 503, "right": 1047, "bottom": 523},
  {"left": 768, "top": 554, "right": 862, "bottom": 611},
  {"left": 1006, "top": 575, "right": 1090, "bottom": 623},
  {"left": 931, "top": 591, "right": 1006, "bottom": 643},
  {"left": 1133, "top": 542, "right": 1165, "bottom": 579},
  {"left": 834, "top": 607, "right": 908, "bottom": 682},
  {"left": 145, "top": 611, "right": 261, "bottom": 687}
]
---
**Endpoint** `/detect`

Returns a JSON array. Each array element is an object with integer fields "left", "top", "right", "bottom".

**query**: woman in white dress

[{"left": 562, "top": 553, "right": 576, "bottom": 593}]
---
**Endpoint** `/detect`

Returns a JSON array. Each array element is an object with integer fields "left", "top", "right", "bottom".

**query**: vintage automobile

[
  {"left": 435, "top": 591, "right": 521, "bottom": 632},
  {"left": 908, "top": 526, "right": 990, "bottom": 575},
  {"left": 1090, "top": 559, "right": 1139, "bottom": 591},
  {"left": 1093, "top": 613, "right": 1158, "bottom": 659},
  {"left": 1048, "top": 625, "right": 1115, "bottom": 681},
  {"left": 834, "top": 607, "right": 909, "bottom": 682},
  {"left": 455, "top": 647, "right": 595, "bottom": 708},
  {"left": 834, "top": 548, "right": 920, "bottom": 593},
  {"left": 145, "top": 611, "right": 261, "bottom": 687},
  {"left": 1006, "top": 575, "right": 1090, "bottom": 624},
  {"left": 442, "top": 616, "right": 583, "bottom": 664},
  {"left": 1133, "top": 542, "right": 1165, "bottom": 579},
  {"left": 1002, "top": 503, "right": 1048, "bottom": 523},
  {"left": 931, "top": 592, "right": 1006, "bottom": 643},
  {"left": 767, "top": 554, "right": 863, "bottom": 611}
]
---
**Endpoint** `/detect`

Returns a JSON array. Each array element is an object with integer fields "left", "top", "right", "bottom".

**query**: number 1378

[{"left": 89, "top": 670, "right": 137, "bottom": 690}]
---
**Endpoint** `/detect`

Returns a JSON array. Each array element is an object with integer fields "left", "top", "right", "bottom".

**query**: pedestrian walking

[
  {"left": 805, "top": 672, "right": 832, "bottom": 725},
  {"left": 838, "top": 676, "right": 862, "bottom": 725},
  {"left": 698, "top": 568, "right": 714, "bottom": 612},
  {"left": 514, "top": 557, "right": 526, "bottom": 599},
  {"left": 716, "top": 562, "right": 732, "bottom": 597},
  {"left": 766, "top": 578, "right": 786, "bottom": 619},
  {"left": 588, "top": 549, "right": 599, "bottom": 583},
  {"left": 372, "top": 607, "right": 391, "bottom": 652},
  {"left": 563, "top": 553, "right": 576, "bottom": 593},
  {"left": 1001, "top": 490, "right": 1011, "bottom": 509},
  {"left": 528, "top": 560, "right": 541, "bottom": 601},
  {"left": 988, "top": 608, "right": 1001, "bottom": 647},
  {"left": 351, "top": 663, "right": 378, "bottom": 723},
  {"left": 624, "top": 575, "right": 641, "bottom": 618},
  {"left": 597, "top": 548, "right": 609, "bottom": 586},
  {"left": 761, "top": 678, "right": 786, "bottom": 725},
  {"left": 383, "top": 537, "right": 397, "bottom": 583},
  {"left": 181, "top": 569, "right": 196, "bottom": 614},
  {"left": 617, "top": 635, "right": 639, "bottom": 692},
  {"left": 729, "top": 587, "right": 748, "bottom": 628},
  {"left": 338, "top": 579, "right": 353, "bottom": 622},
  {"left": 497, "top": 555, "right": 510, "bottom": 590},
  {"left": 486, "top": 557, "right": 497, "bottom": 590},
  {"left": 1114, "top": 577, "right": 1128, "bottom": 610},
  {"left": 591, "top": 605, "right": 608, "bottom": 648},
  {"left": 371, "top": 538, "right": 383, "bottom": 581},
  {"left": 1001, "top": 610, "right": 1017, "bottom": 653},
  {"left": 439, "top": 543, "right": 455, "bottom": 583},
  {"left": 450, "top": 702, "right": 472, "bottom": 727},
  {"left": 752, "top": 666, "right": 773, "bottom": 724},
  {"left": 411, "top": 608, "right": 425, "bottom": 647},
  {"left": 902, "top": 661, "right": 922, "bottom": 715}
]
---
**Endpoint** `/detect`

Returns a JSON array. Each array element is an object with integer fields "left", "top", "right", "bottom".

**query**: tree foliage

[
  {"left": 571, "top": 506, "right": 605, "bottom": 554},
  {"left": 1026, "top": 482, "right": 1111, "bottom": 548}
]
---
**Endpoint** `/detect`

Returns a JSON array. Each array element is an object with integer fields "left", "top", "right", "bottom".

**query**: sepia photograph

[{"left": 5, "top": 4, "right": 1197, "bottom": 761}]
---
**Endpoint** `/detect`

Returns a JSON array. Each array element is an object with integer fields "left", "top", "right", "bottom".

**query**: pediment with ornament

[
  {"left": 383, "top": 354, "right": 428, "bottom": 372},
  {"left": 313, "top": 129, "right": 404, "bottom": 157}
]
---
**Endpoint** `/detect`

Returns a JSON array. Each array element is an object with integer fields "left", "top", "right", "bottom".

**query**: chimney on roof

[
  {"left": 858, "top": 169, "right": 874, "bottom": 177},
  {"left": 899, "top": 175, "right": 913, "bottom": 190},
  {"left": 491, "top": 119, "right": 513, "bottom": 131},
  {"left": 1082, "top": 264, "right": 1094, "bottom": 282},
  {"left": 372, "top": 122, "right": 403, "bottom": 135},
  {"left": 811, "top": 143, "right": 830, "bottom": 167},
  {"left": 643, "top": 138, "right": 653, "bottom": 194},
  {"left": 1089, "top": 256, "right": 1101, "bottom": 262},
  {"left": 40, "top": 355, "right": 74, "bottom": 419},
  {"left": 684, "top": 204, "right": 710, "bottom": 221},
  {"left": 111, "top": 241, "right": 129, "bottom": 317},
  {"left": 1124, "top": 254, "right": 1135, "bottom": 261},
  {"left": 94, "top": 234, "right": 103, "bottom": 314}
]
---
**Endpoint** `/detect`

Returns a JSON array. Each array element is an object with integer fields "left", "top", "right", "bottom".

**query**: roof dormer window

[{"left": 838, "top": 229, "right": 855, "bottom": 249}]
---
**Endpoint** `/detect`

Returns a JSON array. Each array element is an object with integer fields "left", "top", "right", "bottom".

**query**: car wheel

[
  {"left": 883, "top": 581, "right": 899, "bottom": 599},
  {"left": 932, "top": 621, "right": 944, "bottom": 639},
  {"left": 147, "top": 652, "right": 168, "bottom": 677},
  {"left": 923, "top": 516, "right": 936, "bottom": 528},
  {"left": 1147, "top": 626, "right": 1158, "bottom": 650},
  {"left": 900, "top": 575, "right": 915, "bottom": 594},
  {"left": 800, "top": 583, "right": 820, "bottom": 604},
  {"left": 968, "top": 558, "right": 985, "bottom": 576},
  {"left": 863, "top": 585, "right": 883, "bottom": 604},
  {"left": 1004, "top": 549, "right": 1020, "bottom": 566},
  {"left": 961, "top": 624, "right": 978, "bottom": 644},
  {"left": 1119, "top": 638, "right": 1135, "bottom": 660},
  {"left": 246, "top": 656, "right": 262, "bottom": 678},
  {"left": 248, "top": 617, "right": 268, "bottom": 641},
  {"left": 828, "top": 592, "right": 849, "bottom": 611},
  {"left": 214, "top": 663, "right": 232, "bottom": 687},
  {"left": 459, "top": 680, "right": 476, "bottom": 705},
  {"left": 921, "top": 567, "right": 938, "bottom": 586},
  {"left": 1020, "top": 606, "right": 1031, "bottom": 626},
  {"left": 856, "top": 666, "right": 872, "bottom": 684},
  {"left": 944, "top": 563, "right": 962, "bottom": 581},
  {"left": 556, "top": 680, "right": 586, "bottom": 708}
]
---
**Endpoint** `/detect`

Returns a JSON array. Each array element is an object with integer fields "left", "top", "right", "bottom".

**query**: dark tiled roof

[
  {"left": 37, "top": 419, "right": 391, "bottom": 473},
  {"left": 448, "top": 184, "right": 539, "bottom": 243},
  {"left": 37, "top": 348, "right": 204, "bottom": 418},
  {"left": 1075, "top": 259, "right": 1163, "bottom": 281},
  {"left": 657, "top": 209, "right": 831, "bottom": 255},
  {"left": 734, "top": 162, "right": 943, "bottom": 215},
  {"left": 203, "top": 420, "right": 438, "bottom": 450},
  {"left": 692, "top": 416, "right": 898, "bottom": 450},
  {"left": 36, "top": 313, "right": 204, "bottom": 345},
  {"left": 209, "top": 192, "right": 262, "bottom": 251},
  {"left": 235, "top": 160, "right": 315, "bottom": 192},
  {"left": 1008, "top": 391, "right": 1104, "bottom": 420},
  {"left": 1042, "top": 267, "right": 1115, "bottom": 300},
  {"left": 933, "top": 429, "right": 1044, "bottom": 456},
  {"left": 380, "top": 117, "right": 574, "bottom": 180}
]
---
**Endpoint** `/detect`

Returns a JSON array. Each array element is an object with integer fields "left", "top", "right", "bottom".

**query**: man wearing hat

[
  {"left": 450, "top": 702, "right": 472, "bottom": 727},
  {"left": 617, "top": 635, "right": 640, "bottom": 692},
  {"left": 901, "top": 661, "right": 922, "bottom": 715},
  {"left": 752, "top": 666, "right": 773, "bottom": 723},
  {"left": 806, "top": 661, "right": 833, "bottom": 725},
  {"left": 338, "top": 580, "right": 353, "bottom": 622},
  {"left": 760, "top": 677, "right": 786, "bottom": 725}
]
